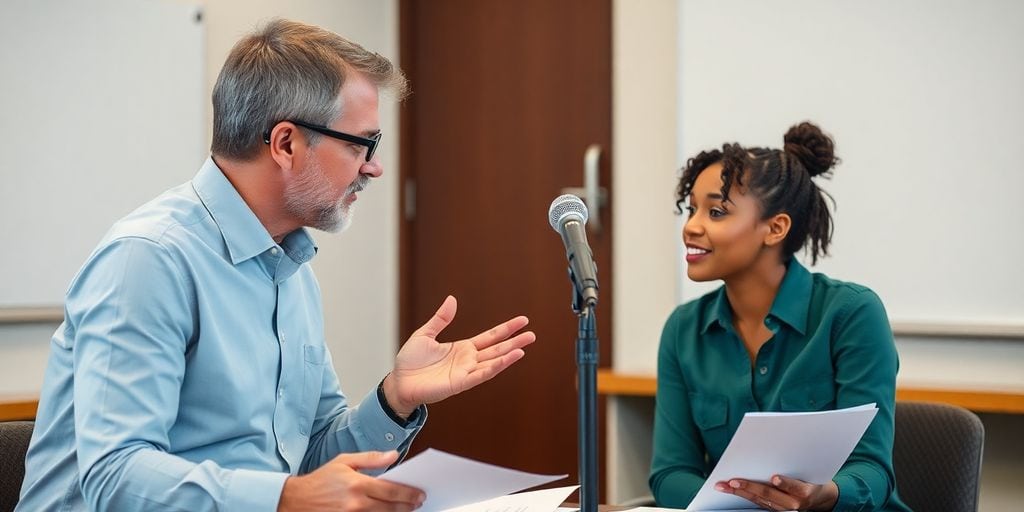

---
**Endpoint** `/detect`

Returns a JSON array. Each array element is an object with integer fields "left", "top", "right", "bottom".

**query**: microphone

[{"left": 548, "top": 194, "right": 599, "bottom": 306}]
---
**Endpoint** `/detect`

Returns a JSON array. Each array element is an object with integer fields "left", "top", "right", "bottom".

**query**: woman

[{"left": 650, "top": 122, "right": 911, "bottom": 511}]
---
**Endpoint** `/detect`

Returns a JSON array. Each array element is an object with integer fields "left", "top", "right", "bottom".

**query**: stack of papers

[
  {"left": 686, "top": 403, "right": 878, "bottom": 511},
  {"left": 379, "top": 448, "right": 571, "bottom": 512}
]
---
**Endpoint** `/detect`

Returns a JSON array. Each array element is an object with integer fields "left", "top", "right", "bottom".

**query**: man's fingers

[
  {"left": 329, "top": 451, "right": 425, "bottom": 506},
  {"left": 460, "top": 349, "right": 526, "bottom": 390},
  {"left": 475, "top": 331, "right": 536, "bottom": 361},
  {"left": 412, "top": 295, "right": 457, "bottom": 339},
  {"left": 471, "top": 316, "right": 530, "bottom": 349},
  {"left": 365, "top": 479, "right": 425, "bottom": 506},
  {"left": 333, "top": 450, "right": 400, "bottom": 471}
]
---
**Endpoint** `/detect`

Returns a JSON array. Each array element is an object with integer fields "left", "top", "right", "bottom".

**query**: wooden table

[
  {"left": 0, "top": 395, "right": 38, "bottom": 421},
  {"left": 597, "top": 369, "right": 1024, "bottom": 414}
]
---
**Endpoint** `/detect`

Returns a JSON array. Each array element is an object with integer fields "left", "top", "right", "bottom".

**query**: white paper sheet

[
  {"left": 379, "top": 448, "right": 568, "bottom": 512},
  {"left": 686, "top": 403, "right": 878, "bottom": 511},
  {"left": 444, "top": 485, "right": 579, "bottom": 512}
]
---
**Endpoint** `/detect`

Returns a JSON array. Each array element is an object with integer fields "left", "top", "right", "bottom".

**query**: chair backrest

[
  {"left": 893, "top": 401, "right": 984, "bottom": 512},
  {"left": 0, "top": 421, "right": 34, "bottom": 512}
]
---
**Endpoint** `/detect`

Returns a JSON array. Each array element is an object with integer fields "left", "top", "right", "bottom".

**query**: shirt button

[
  {"left": 271, "top": 247, "right": 279, "bottom": 255},
  {"left": 385, "top": 432, "right": 395, "bottom": 442},
  {"left": 759, "top": 366, "right": 768, "bottom": 375},
  {"left": 279, "top": 441, "right": 286, "bottom": 452},
  {"left": 279, "top": 332, "right": 286, "bottom": 343},
  {"left": 278, "top": 389, "right": 284, "bottom": 398}
]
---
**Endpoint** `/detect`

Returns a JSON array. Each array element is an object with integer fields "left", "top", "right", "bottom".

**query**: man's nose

[{"left": 361, "top": 156, "right": 383, "bottom": 178}]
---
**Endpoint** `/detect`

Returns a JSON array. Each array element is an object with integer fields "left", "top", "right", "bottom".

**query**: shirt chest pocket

[
  {"left": 690, "top": 392, "right": 728, "bottom": 430},
  {"left": 689, "top": 392, "right": 730, "bottom": 457},
  {"left": 688, "top": 391, "right": 729, "bottom": 448},
  {"left": 780, "top": 377, "right": 836, "bottom": 412},
  {"left": 298, "top": 344, "right": 326, "bottom": 435}
]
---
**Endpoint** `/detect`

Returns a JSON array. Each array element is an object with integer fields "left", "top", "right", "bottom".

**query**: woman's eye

[{"left": 709, "top": 207, "right": 727, "bottom": 218}]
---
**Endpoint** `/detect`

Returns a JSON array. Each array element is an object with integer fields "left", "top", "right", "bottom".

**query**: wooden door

[{"left": 399, "top": 0, "right": 613, "bottom": 490}]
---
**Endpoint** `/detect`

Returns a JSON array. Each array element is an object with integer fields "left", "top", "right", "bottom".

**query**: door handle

[{"left": 561, "top": 144, "right": 608, "bottom": 234}]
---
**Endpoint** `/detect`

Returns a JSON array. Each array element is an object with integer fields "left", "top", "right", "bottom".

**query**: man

[{"left": 18, "top": 19, "right": 535, "bottom": 512}]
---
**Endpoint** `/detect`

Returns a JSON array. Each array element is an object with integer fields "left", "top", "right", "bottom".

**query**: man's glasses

[{"left": 263, "top": 120, "right": 382, "bottom": 162}]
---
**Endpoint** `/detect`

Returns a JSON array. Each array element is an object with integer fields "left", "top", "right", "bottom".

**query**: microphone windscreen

[{"left": 548, "top": 194, "right": 589, "bottom": 231}]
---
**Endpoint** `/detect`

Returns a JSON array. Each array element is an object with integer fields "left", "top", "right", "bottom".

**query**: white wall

[
  {"left": 0, "top": 0, "right": 399, "bottom": 402},
  {"left": 673, "top": 0, "right": 1024, "bottom": 329}
]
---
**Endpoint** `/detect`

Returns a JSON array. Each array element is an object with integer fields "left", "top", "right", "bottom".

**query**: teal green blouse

[{"left": 650, "top": 260, "right": 911, "bottom": 511}]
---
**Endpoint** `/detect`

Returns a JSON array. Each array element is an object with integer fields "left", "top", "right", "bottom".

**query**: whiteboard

[
  {"left": 676, "top": 0, "right": 1024, "bottom": 328},
  {"left": 0, "top": 0, "right": 204, "bottom": 308}
]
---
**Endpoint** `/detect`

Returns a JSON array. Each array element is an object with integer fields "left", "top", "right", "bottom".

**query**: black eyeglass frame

[{"left": 263, "top": 120, "right": 381, "bottom": 162}]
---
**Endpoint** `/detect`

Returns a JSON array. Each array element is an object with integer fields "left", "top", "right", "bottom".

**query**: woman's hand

[{"left": 715, "top": 474, "right": 838, "bottom": 511}]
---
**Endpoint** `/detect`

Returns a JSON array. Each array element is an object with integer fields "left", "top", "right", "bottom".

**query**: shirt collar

[
  {"left": 192, "top": 157, "right": 317, "bottom": 266},
  {"left": 701, "top": 286, "right": 733, "bottom": 334},
  {"left": 768, "top": 259, "right": 811, "bottom": 335},
  {"left": 699, "top": 258, "right": 811, "bottom": 335}
]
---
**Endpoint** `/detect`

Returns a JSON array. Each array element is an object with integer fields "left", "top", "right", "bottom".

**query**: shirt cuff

[
  {"left": 225, "top": 468, "right": 288, "bottom": 512},
  {"left": 376, "top": 378, "right": 421, "bottom": 427},
  {"left": 832, "top": 473, "right": 869, "bottom": 512},
  {"left": 350, "top": 387, "right": 426, "bottom": 475}
]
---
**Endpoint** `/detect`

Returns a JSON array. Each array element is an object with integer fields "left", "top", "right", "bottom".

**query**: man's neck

[{"left": 212, "top": 154, "right": 297, "bottom": 242}]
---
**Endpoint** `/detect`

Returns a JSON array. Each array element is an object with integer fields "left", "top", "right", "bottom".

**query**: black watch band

[{"left": 377, "top": 378, "right": 417, "bottom": 428}]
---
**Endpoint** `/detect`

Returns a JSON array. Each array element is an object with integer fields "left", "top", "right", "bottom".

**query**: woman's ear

[{"left": 764, "top": 213, "right": 791, "bottom": 247}]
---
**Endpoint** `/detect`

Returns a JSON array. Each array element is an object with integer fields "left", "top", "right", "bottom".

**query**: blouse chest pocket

[
  {"left": 689, "top": 391, "right": 730, "bottom": 457},
  {"left": 689, "top": 392, "right": 728, "bottom": 430},
  {"left": 780, "top": 377, "right": 836, "bottom": 412},
  {"left": 298, "top": 343, "right": 326, "bottom": 435}
]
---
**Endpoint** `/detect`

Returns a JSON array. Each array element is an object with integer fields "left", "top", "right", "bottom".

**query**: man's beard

[{"left": 283, "top": 159, "right": 368, "bottom": 233}]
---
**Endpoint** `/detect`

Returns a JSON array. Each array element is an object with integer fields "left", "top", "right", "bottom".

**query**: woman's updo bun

[{"left": 783, "top": 122, "right": 839, "bottom": 178}]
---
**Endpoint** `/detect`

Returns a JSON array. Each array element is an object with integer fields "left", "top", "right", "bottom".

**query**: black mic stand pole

[{"left": 569, "top": 267, "right": 599, "bottom": 512}]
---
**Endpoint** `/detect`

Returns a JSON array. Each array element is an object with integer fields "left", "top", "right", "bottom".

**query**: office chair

[
  {"left": 893, "top": 401, "right": 984, "bottom": 512},
  {"left": 0, "top": 421, "right": 33, "bottom": 512}
]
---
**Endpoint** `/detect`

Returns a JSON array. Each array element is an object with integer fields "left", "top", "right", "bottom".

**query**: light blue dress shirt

[{"left": 17, "top": 158, "right": 424, "bottom": 512}]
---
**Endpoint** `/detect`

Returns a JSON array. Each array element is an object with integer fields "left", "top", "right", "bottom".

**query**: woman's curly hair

[{"left": 675, "top": 122, "right": 840, "bottom": 265}]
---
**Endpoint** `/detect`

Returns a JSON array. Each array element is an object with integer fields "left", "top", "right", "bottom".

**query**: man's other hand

[{"left": 277, "top": 451, "right": 424, "bottom": 512}]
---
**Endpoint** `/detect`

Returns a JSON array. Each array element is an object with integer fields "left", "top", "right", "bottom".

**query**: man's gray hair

[{"left": 211, "top": 19, "right": 408, "bottom": 160}]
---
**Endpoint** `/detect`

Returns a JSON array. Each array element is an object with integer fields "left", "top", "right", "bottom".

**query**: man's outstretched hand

[{"left": 383, "top": 296, "right": 536, "bottom": 416}]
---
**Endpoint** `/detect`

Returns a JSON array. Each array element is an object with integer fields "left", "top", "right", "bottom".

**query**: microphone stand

[{"left": 569, "top": 267, "right": 599, "bottom": 512}]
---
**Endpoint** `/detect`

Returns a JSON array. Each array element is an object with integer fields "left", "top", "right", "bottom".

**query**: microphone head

[{"left": 548, "top": 194, "right": 589, "bottom": 231}]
